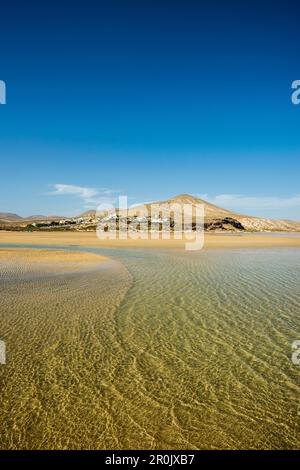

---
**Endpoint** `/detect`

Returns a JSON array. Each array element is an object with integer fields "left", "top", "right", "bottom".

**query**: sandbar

[{"left": 0, "top": 231, "right": 300, "bottom": 250}]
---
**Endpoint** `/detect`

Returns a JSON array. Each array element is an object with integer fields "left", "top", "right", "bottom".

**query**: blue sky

[{"left": 0, "top": 0, "right": 300, "bottom": 219}]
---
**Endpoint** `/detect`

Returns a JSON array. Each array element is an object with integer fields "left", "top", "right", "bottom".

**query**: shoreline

[{"left": 1, "top": 231, "right": 300, "bottom": 250}]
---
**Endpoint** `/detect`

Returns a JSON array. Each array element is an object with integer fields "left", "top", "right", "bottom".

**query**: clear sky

[{"left": 0, "top": 0, "right": 300, "bottom": 219}]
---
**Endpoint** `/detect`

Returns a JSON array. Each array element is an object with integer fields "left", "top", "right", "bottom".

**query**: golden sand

[{"left": 0, "top": 230, "right": 300, "bottom": 250}]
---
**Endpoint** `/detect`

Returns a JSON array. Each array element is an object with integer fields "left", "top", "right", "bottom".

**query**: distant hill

[
  {"left": 0, "top": 213, "right": 65, "bottom": 224},
  {"left": 1, "top": 194, "right": 300, "bottom": 231},
  {"left": 116, "top": 193, "right": 300, "bottom": 232},
  {"left": 125, "top": 194, "right": 241, "bottom": 220},
  {"left": 0, "top": 212, "right": 23, "bottom": 222},
  {"left": 78, "top": 210, "right": 97, "bottom": 218}
]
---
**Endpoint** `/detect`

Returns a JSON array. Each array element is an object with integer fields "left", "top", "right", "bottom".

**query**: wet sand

[{"left": 1, "top": 230, "right": 300, "bottom": 250}]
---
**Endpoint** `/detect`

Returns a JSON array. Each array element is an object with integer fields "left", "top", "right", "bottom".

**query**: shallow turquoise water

[{"left": 0, "top": 244, "right": 299, "bottom": 449}]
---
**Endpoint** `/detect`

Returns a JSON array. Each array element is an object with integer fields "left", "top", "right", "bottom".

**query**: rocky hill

[
  {"left": 122, "top": 194, "right": 300, "bottom": 232},
  {"left": 1, "top": 194, "right": 300, "bottom": 232}
]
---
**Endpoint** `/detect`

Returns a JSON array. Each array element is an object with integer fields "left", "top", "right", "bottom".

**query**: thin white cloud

[
  {"left": 197, "top": 193, "right": 300, "bottom": 211},
  {"left": 50, "top": 184, "right": 98, "bottom": 199},
  {"left": 49, "top": 184, "right": 121, "bottom": 210}
]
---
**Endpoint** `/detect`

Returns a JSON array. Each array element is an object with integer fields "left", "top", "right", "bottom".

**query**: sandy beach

[{"left": 0, "top": 230, "right": 300, "bottom": 250}]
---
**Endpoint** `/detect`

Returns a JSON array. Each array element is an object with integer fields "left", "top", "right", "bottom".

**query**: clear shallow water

[{"left": 0, "top": 244, "right": 300, "bottom": 449}]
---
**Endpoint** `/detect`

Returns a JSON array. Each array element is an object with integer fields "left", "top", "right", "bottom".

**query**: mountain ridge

[
  {"left": 1, "top": 194, "right": 300, "bottom": 232},
  {"left": 0, "top": 213, "right": 66, "bottom": 222},
  {"left": 123, "top": 194, "right": 300, "bottom": 231}
]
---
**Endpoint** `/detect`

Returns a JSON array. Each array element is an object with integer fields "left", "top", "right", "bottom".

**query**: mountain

[
  {"left": 126, "top": 194, "right": 241, "bottom": 220},
  {"left": 116, "top": 194, "right": 300, "bottom": 232},
  {"left": 77, "top": 194, "right": 238, "bottom": 220},
  {"left": 78, "top": 210, "right": 97, "bottom": 218},
  {"left": 0, "top": 213, "right": 65, "bottom": 224},
  {"left": 0, "top": 212, "right": 23, "bottom": 222},
  {"left": 237, "top": 215, "right": 300, "bottom": 232},
  {"left": 1, "top": 195, "right": 300, "bottom": 231}
]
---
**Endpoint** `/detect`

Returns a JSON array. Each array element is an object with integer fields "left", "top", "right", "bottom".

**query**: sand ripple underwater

[{"left": 0, "top": 246, "right": 299, "bottom": 449}]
